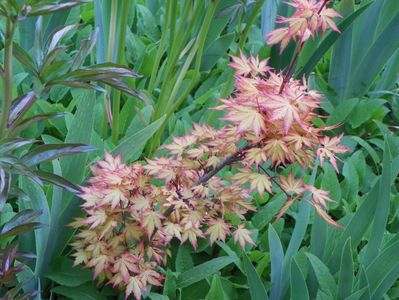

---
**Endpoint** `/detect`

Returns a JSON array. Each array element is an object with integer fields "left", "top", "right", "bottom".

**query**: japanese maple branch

[
  {"left": 258, "top": 165, "right": 291, "bottom": 198},
  {"left": 163, "top": 143, "right": 255, "bottom": 217},
  {"left": 278, "top": 0, "right": 331, "bottom": 94}
]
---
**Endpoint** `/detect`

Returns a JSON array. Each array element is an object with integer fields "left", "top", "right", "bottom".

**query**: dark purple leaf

[
  {"left": 21, "top": 143, "right": 95, "bottom": 166},
  {"left": 8, "top": 92, "right": 37, "bottom": 127},
  {"left": 35, "top": 170, "right": 81, "bottom": 194}
]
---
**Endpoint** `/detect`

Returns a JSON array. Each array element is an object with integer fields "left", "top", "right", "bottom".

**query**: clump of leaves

[{"left": 71, "top": 2, "right": 348, "bottom": 299}]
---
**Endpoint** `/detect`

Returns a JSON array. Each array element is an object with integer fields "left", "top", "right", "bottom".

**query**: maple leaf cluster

[
  {"left": 267, "top": 0, "right": 341, "bottom": 52},
  {"left": 70, "top": 1, "right": 347, "bottom": 299}
]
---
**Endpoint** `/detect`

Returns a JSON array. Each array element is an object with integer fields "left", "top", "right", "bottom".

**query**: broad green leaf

[
  {"left": 112, "top": 115, "right": 166, "bottom": 162},
  {"left": 243, "top": 253, "right": 269, "bottom": 300},
  {"left": 252, "top": 194, "right": 285, "bottom": 230},
  {"left": 328, "top": 0, "right": 354, "bottom": 103},
  {"left": 268, "top": 224, "right": 284, "bottom": 300},
  {"left": 305, "top": 253, "right": 337, "bottom": 298},
  {"left": 310, "top": 212, "right": 328, "bottom": 259},
  {"left": 343, "top": 288, "right": 368, "bottom": 300},
  {"left": 55, "top": 90, "right": 96, "bottom": 257},
  {"left": 163, "top": 270, "right": 178, "bottom": 300},
  {"left": 216, "top": 241, "right": 244, "bottom": 273},
  {"left": 363, "top": 140, "right": 392, "bottom": 266},
  {"left": 349, "top": 12, "right": 399, "bottom": 97},
  {"left": 338, "top": 239, "right": 354, "bottom": 299},
  {"left": 205, "top": 275, "right": 228, "bottom": 300},
  {"left": 321, "top": 164, "right": 341, "bottom": 203},
  {"left": 149, "top": 293, "right": 169, "bottom": 300},
  {"left": 290, "top": 257, "right": 309, "bottom": 300},
  {"left": 281, "top": 164, "right": 318, "bottom": 296},
  {"left": 19, "top": 177, "right": 50, "bottom": 278},
  {"left": 45, "top": 257, "right": 92, "bottom": 287},
  {"left": 326, "top": 98, "right": 359, "bottom": 126},
  {"left": 201, "top": 33, "right": 235, "bottom": 71},
  {"left": 366, "top": 240, "right": 399, "bottom": 297},
  {"left": 51, "top": 283, "right": 106, "bottom": 300},
  {"left": 175, "top": 243, "right": 194, "bottom": 273},
  {"left": 177, "top": 256, "right": 235, "bottom": 288},
  {"left": 347, "top": 99, "right": 386, "bottom": 129}
]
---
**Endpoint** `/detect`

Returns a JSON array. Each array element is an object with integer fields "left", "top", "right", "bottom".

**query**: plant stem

[
  {"left": 111, "top": 0, "right": 130, "bottom": 144},
  {"left": 163, "top": 142, "right": 255, "bottom": 217},
  {"left": 147, "top": 0, "right": 171, "bottom": 94},
  {"left": 279, "top": 0, "right": 330, "bottom": 94},
  {"left": 0, "top": 19, "right": 16, "bottom": 139},
  {"left": 278, "top": 41, "right": 304, "bottom": 94}
]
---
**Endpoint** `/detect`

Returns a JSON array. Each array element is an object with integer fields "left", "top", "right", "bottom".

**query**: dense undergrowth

[{"left": 1, "top": 0, "right": 399, "bottom": 299}]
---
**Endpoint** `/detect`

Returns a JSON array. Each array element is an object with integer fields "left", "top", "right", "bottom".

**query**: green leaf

[
  {"left": 216, "top": 241, "right": 244, "bottom": 273},
  {"left": 163, "top": 270, "right": 178, "bottom": 300},
  {"left": 305, "top": 253, "right": 337, "bottom": 298},
  {"left": 328, "top": 0, "right": 354, "bottom": 103},
  {"left": 326, "top": 98, "right": 359, "bottom": 126},
  {"left": 268, "top": 224, "right": 284, "bottom": 300},
  {"left": 343, "top": 288, "right": 368, "bottom": 300},
  {"left": 281, "top": 164, "right": 318, "bottom": 295},
  {"left": 363, "top": 140, "right": 392, "bottom": 266},
  {"left": 54, "top": 90, "right": 96, "bottom": 258},
  {"left": 51, "top": 283, "right": 106, "bottom": 300},
  {"left": 28, "top": 1, "right": 90, "bottom": 17},
  {"left": 243, "top": 253, "right": 269, "bottom": 300},
  {"left": 175, "top": 243, "right": 194, "bottom": 273},
  {"left": 290, "top": 257, "right": 310, "bottom": 300},
  {"left": 338, "top": 239, "right": 354, "bottom": 299},
  {"left": 366, "top": 240, "right": 399, "bottom": 297},
  {"left": 347, "top": 99, "right": 386, "bottom": 129},
  {"left": 205, "top": 275, "right": 228, "bottom": 300},
  {"left": 349, "top": 12, "right": 399, "bottom": 97},
  {"left": 45, "top": 257, "right": 92, "bottom": 287},
  {"left": 201, "top": 33, "right": 235, "bottom": 71},
  {"left": 177, "top": 256, "right": 235, "bottom": 288},
  {"left": 112, "top": 115, "right": 166, "bottom": 162},
  {"left": 252, "top": 194, "right": 285, "bottom": 230},
  {"left": 149, "top": 293, "right": 169, "bottom": 300},
  {"left": 321, "top": 164, "right": 341, "bottom": 203}
]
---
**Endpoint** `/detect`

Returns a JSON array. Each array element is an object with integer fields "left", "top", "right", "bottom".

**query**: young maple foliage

[{"left": 70, "top": 1, "right": 347, "bottom": 299}]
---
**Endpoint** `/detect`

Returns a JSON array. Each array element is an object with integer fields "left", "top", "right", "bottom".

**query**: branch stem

[{"left": 0, "top": 19, "right": 15, "bottom": 139}]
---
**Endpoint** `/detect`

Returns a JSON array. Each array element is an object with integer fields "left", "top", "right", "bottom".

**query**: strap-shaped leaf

[
  {"left": 8, "top": 92, "right": 37, "bottom": 127},
  {"left": 25, "top": 1, "right": 90, "bottom": 17},
  {"left": 21, "top": 143, "right": 95, "bottom": 166},
  {"left": 1, "top": 209, "right": 41, "bottom": 234},
  {"left": 35, "top": 170, "right": 81, "bottom": 194},
  {"left": 11, "top": 112, "right": 66, "bottom": 133},
  {"left": 176, "top": 256, "right": 235, "bottom": 288},
  {"left": 243, "top": 253, "right": 269, "bottom": 300}
]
